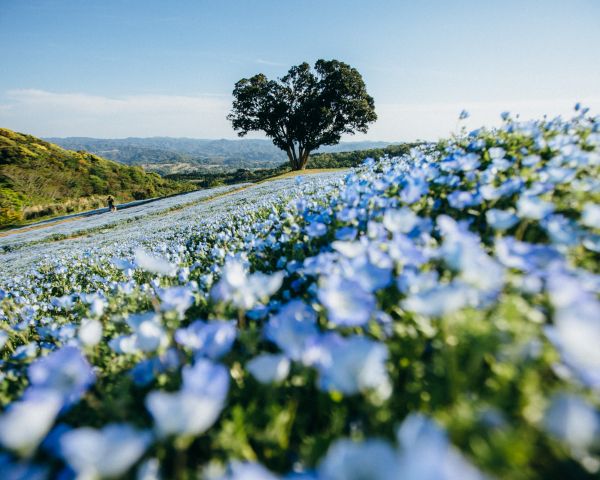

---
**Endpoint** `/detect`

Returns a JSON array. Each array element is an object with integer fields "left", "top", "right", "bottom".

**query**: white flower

[
  {"left": 78, "top": 319, "right": 103, "bottom": 347},
  {"left": 134, "top": 248, "right": 177, "bottom": 276}
]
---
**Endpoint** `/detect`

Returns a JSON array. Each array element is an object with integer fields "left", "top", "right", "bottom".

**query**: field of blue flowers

[{"left": 1, "top": 107, "right": 599, "bottom": 479}]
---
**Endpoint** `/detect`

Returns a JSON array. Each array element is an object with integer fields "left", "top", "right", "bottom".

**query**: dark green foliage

[
  {"left": 307, "top": 142, "right": 425, "bottom": 169},
  {"left": 228, "top": 59, "right": 377, "bottom": 170},
  {"left": 0, "top": 128, "right": 195, "bottom": 227},
  {"left": 165, "top": 166, "right": 289, "bottom": 188}
]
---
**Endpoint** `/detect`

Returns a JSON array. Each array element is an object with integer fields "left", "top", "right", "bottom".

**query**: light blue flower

[
  {"left": 382, "top": 208, "right": 419, "bottom": 234},
  {"left": 28, "top": 346, "right": 95, "bottom": 407},
  {"left": 175, "top": 320, "right": 236, "bottom": 359},
  {"left": 60, "top": 423, "right": 151, "bottom": 478},
  {"left": 181, "top": 358, "right": 230, "bottom": 401},
  {"left": 318, "top": 438, "right": 399, "bottom": 480},
  {"left": 402, "top": 281, "right": 474, "bottom": 317},
  {"left": 517, "top": 195, "right": 555, "bottom": 220},
  {"left": 158, "top": 286, "right": 195, "bottom": 316},
  {"left": 211, "top": 260, "right": 284, "bottom": 309},
  {"left": 318, "top": 274, "right": 375, "bottom": 327},
  {"left": 315, "top": 335, "right": 391, "bottom": 398},
  {"left": 264, "top": 300, "right": 319, "bottom": 360},
  {"left": 110, "top": 312, "right": 167, "bottom": 354},
  {"left": 544, "top": 393, "right": 600, "bottom": 452},
  {"left": 0, "top": 390, "right": 62, "bottom": 456},
  {"left": 145, "top": 389, "right": 225, "bottom": 438},
  {"left": 447, "top": 190, "right": 482, "bottom": 209},
  {"left": 306, "top": 221, "right": 328, "bottom": 238},
  {"left": 219, "top": 461, "right": 280, "bottom": 480},
  {"left": 78, "top": 319, "right": 102, "bottom": 347},
  {"left": 0, "top": 331, "right": 8, "bottom": 350},
  {"left": 486, "top": 209, "right": 519, "bottom": 231},
  {"left": 247, "top": 353, "right": 290, "bottom": 384},
  {"left": 582, "top": 203, "right": 600, "bottom": 229},
  {"left": 396, "top": 414, "right": 486, "bottom": 480}
]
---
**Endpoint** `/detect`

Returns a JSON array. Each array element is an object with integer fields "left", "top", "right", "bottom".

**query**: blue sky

[{"left": 1, "top": 0, "right": 599, "bottom": 140}]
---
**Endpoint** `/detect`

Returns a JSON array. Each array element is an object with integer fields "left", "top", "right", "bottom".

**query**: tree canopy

[{"left": 228, "top": 59, "right": 377, "bottom": 170}]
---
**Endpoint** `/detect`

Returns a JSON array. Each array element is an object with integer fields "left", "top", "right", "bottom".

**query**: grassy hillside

[{"left": 0, "top": 128, "right": 196, "bottom": 228}]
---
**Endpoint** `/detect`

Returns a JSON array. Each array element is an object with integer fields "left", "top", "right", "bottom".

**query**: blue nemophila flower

[
  {"left": 145, "top": 389, "right": 226, "bottom": 438},
  {"left": 0, "top": 389, "right": 62, "bottom": 456},
  {"left": 318, "top": 274, "right": 375, "bottom": 327},
  {"left": 582, "top": 203, "right": 600, "bottom": 229},
  {"left": 401, "top": 173, "right": 429, "bottom": 204},
  {"left": 396, "top": 414, "right": 486, "bottom": 480},
  {"left": 264, "top": 300, "right": 319, "bottom": 360},
  {"left": 311, "top": 334, "right": 391, "bottom": 398},
  {"left": 545, "top": 273, "right": 600, "bottom": 388},
  {"left": 0, "top": 330, "right": 8, "bottom": 349},
  {"left": 247, "top": 353, "right": 291, "bottom": 384},
  {"left": 516, "top": 195, "right": 555, "bottom": 220},
  {"left": 318, "top": 438, "right": 399, "bottom": 480},
  {"left": 27, "top": 346, "right": 95, "bottom": 407},
  {"left": 402, "top": 281, "right": 474, "bottom": 318},
  {"left": 495, "top": 237, "right": 562, "bottom": 272},
  {"left": 133, "top": 248, "right": 177, "bottom": 276},
  {"left": 175, "top": 320, "right": 236, "bottom": 359},
  {"left": 60, "top": 423, "right": 151, "bottom": 478},
  {"left": 486, "top": 209, "right": 519, "bottom": 231},
  {"left": 544, "top": 393, "right": 600, "bottom": 457},
  {"left": 217, "top": 461, "right": 280, "bottom": 480},
  {"left": 544, "top": 393, "right": 600, "bottom": 454},
  {"left": 438, "top": 215, "right": 504, "bottom": 292},
  {"left": 543, "top": 215, "right": 581, "bottom": 246},
  {"left": 110, "top": 312, "right": 167, "bottom": 354},
  {"left": 447, "top": 190, "right": 482, "bottom": 209},
  {"left": 382, "top": 208, "right": 419, "bottom": 234},
  {"left": 306, "top": 221, "right": 328, "bottom": 238},
  {"left": 211, "top": 260, "right": 284, "bottom": 310},
  {"left": 459, "top": 110, "right": 470, "bottom": 120},
  {"left": 158, "top": 286, "right": 195, "bottom": 317},
  {"left": 0, "top": 454, "right": 49, "bottom": 480},
  {"left": 78, "top": 319, "right": 103, "bottom": 347},
  {"left": 181, "top": 358, "right": 230, "bottom": 401}
]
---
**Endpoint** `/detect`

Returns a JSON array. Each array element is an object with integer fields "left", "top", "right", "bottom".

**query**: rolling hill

[
  {"left": 45, "top": 137, "right": 394, "bottom": 173},
  {"left": 0, "top": 128, "right": 195, "bottom": 227}
]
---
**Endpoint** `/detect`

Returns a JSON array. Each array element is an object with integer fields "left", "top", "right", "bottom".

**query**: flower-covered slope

[{"left": 1, "top": 108, "right": 600, "bottom": 479}]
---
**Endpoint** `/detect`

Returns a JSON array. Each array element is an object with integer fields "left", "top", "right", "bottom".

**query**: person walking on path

[{"left": 107, "top": 196, "right": 117, "bottom": 212}]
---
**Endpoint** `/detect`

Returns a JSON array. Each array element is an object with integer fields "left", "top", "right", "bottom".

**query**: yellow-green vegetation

[
  {"left": 259, "top": 167, "right": 347, "bottom": 183},
  {"left": 0, "top": 128, "right": 196, "bottom": 228}
]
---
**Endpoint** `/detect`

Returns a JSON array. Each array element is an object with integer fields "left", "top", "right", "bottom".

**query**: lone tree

[{"left": 228, "top": 59, "right": 377, "bottom": 171}]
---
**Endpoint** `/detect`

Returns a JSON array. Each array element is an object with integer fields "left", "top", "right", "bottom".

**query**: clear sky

[{"left": 1, "top": 0, "right": 599, "bottom": 141}]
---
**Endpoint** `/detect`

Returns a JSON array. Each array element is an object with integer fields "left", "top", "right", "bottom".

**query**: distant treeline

[
  {"left": 165, "top": 142, "right": 423, "bottom": 187},
  {"left": 165, "top": 166, "right": 289, "bottom": 188},
  {"left": 306, "top": 142, "right": 424, "bottom": 168}
]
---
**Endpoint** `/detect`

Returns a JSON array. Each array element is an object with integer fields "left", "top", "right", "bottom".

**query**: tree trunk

[
  {"left": 286, "top": 146, "right": 299, "bottom": 170},
  {"left": 299, "top": 150, "right": 310, "bottom": 170}
]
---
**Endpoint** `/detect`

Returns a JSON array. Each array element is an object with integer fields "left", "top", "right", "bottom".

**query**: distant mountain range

[{"left": 44, "top": 137, "right": 394, "bottom": 173}]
